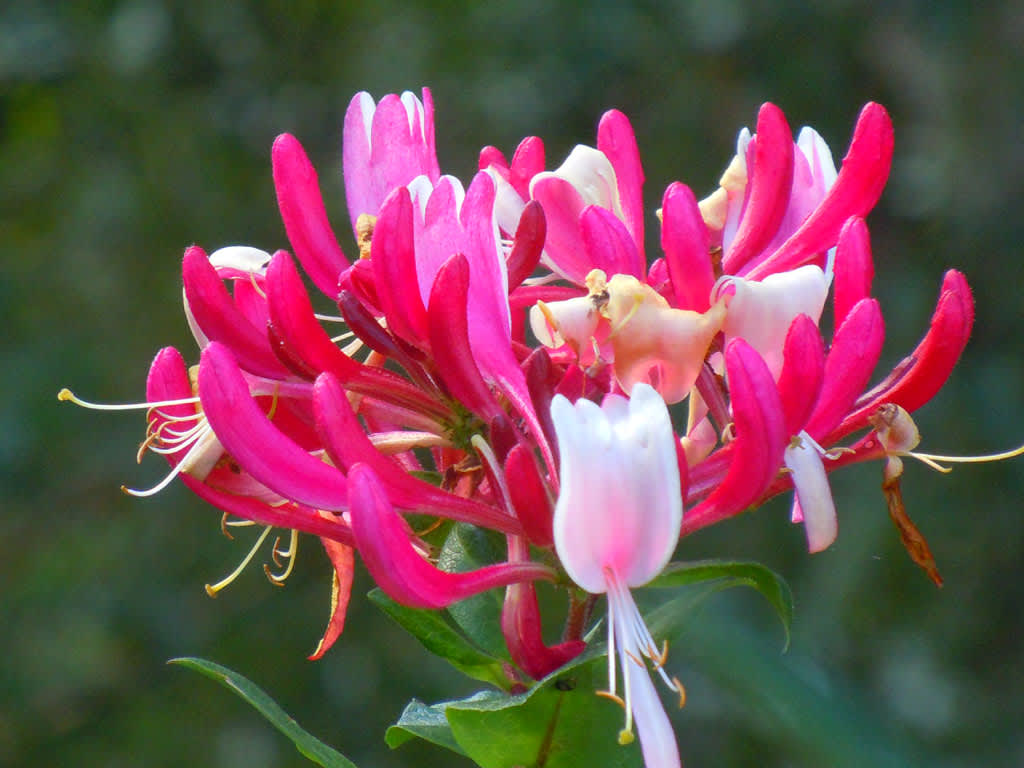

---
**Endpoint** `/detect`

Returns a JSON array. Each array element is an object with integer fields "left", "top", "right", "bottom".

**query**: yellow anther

[
  {"left": 617, "top": 728, "right": 635, "bottom": 746},
  {"left": 356, "top": 213, "right": 377, "bottom": 260}
]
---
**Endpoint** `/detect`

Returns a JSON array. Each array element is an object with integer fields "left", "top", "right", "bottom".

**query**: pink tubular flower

[
  {"left": 552, "top": 384, "right": 683, "bottom": 768},
  {"left": 62, "top": 85, "right": 1018, "bottom": 729},
  {"left": 343, "top": 88, "right": 440, "bottom": 233}
]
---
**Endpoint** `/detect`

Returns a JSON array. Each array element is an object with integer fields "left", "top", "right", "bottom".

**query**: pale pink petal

[
  {"left": 551, "top": 384, "right": 681, "bottom": 593},
  {"left": 715, "top": 264, "right": 829, "bottom": 380},
  {"left": 784, "top": 434, "right": 838, "bottom": 552}
]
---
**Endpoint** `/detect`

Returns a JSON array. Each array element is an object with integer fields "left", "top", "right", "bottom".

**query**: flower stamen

[{"left": 205, "top": 525, "right": 274, "bottom": 597}]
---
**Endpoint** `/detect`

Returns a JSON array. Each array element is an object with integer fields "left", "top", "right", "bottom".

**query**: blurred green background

[{"left": 3, "top": 1, "right": 1022, "bottom": 766}]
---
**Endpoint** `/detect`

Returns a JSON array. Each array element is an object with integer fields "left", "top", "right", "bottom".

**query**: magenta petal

[
  {"left": 502, "top": 583, "right": 585, "bottom": 679},
  {"left": 504, "top": 444, "right": 554, "bottom": 547},
  {"left": 266, "top": 251, "right": 440, "bottom": 414},
  {"left": 529, "top": 175, "right": 589, "bottom": 283},
  {"left": 272, "top": 133, "right": 348, "bottom": 298},
  {"left": 747, "top": 102, "right": 894, "bottom": 280},
  {"left": 684, "top": 340, "right": 787, "bottom": 532},
  {"left": 597, "top": 109, "right": 645, "bottom": 260},
  {"left": 776, "top": 314, "right": 825, "bottom": 435},
  {"left": 182, "top": 246, "right": 289, "bottom": 379},
  {"left": 506, "top": 200, "right": 546, "bottom": 289},
  {"left": 661, "top": 182, "right": 715, "bottom": 312},
  {"left": 373, "top": 187, "right": 429, "bottom": 347},
  {"left": 348, "top": 464, "right": 552, "bottom": 610},
  {"left": 804, "top": 298, "right": 884, "bottom": 441},
  {"left": 723, "top": 103, "right": 795, "bottom": 275},
  {"left": 580, "top": 205, "right": 644, "bottom": 279},
  {"left": 198, "top": 343, "right": 348, "bottom": 510},
  {"left": 146, "top": 347, "right": 200, "bottom": 468},
  {"left": 832, "top": 217, "right": 874, "bottom": 327},
  {"left": 509, "top": 136, "right": 546, "bottom": 198},
  {"left": 427, "top": 253, "right": 504, "bottom": 421},
  {"left": 313, "top": 373, "right": 520, "bottom": 533},
  {"left": 834, "top": 270, "right": 974, "bottom": 440},
  {"left": 266, "top": 250, "right": 364, "bottom": 381}
]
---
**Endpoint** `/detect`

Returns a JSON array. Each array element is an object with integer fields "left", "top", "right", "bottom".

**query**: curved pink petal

[
  {"left": 580, "top": 205, "right": 644, "bottom": 279},
  {"left": 746, "top": 102, "right": 894, "bottom": 280},
  {"left": 348, "top": 464, "right": 552, "bottom": 610},
  {"left": 804, "top": 298, "right": 884, "bottom": 441},
  {"left": 597, "top": 109, "right": 645, "bottom": 260},
  {"left": 504, "top": 443, "right": 554, "bottom": 548},
  {"left": 506, "top": 200, "right": 546, "bottom": 289},
  {"left": 266, "top": 250, "right": 441, "bottom": 416},
  {"left": 528, "top": 175, "right": 589, "bottom": 283},
  {"left": 146, "top": 346, "right": 199, "bottom": 463},
  {"left": 308, "top": 536, "right": 355, "bottom": 660},
  {"left": 723, "top": 103, "right": 795, "bottom": 275},
  {"left": 502, "top": 583, "right": 585, "bottom": 680},
  {"left": 313, "top": 372, "right": 520, "bottom": 533},
  {"left": 272, "top": 133, "right": 348, "bottom": 298},
  {"left": 427, "top": 253, "right": 505, "bottom": 422},
  {"left": 266, "top": 250, "right": 364, "bottom": 381},
  {"left": 833, "top": 270, "right": 973, "bottom": 441},
  {"left": 182, "top": 246, "right": 289, "bottom": 379},
  {"left": 661, "top": 181, "right": 715, "bottom": 312},
  {"left": 832, "top": 216, "right": 874, "bottom": 327},
  {"left": 372, "top": 186, "right": 429, "bottom": 347},
  {"left": 198, "top": 342, "right": 348, "bottom": 511},
  {"left": 683, "top": 340, "right": 788, "bottom": 533},
  {"left": 776, "top": 314, "right": 825, "bottom": 435}
]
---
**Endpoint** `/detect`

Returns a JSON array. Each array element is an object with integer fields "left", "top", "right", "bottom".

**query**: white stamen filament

[
  {"left": 900, "top": 442, "right": 1024, "bottom": 473},
  {"left": 58, "top": 388, "right": 200, "bottom": 411}
]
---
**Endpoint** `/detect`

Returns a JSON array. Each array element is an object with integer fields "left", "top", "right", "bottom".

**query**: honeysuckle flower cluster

[{"left": 61, "top": 87, "right": 1022, "bottom": 767}]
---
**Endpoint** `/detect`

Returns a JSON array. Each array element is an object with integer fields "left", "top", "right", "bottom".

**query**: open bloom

[{"left": 551, "top": 384, "right": 683, "bottom": 768}]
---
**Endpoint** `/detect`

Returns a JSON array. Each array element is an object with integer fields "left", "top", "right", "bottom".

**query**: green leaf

[
  {"left": 679, "top": 612, "right": 926, "bottom": 767},
  {"left": 169, "top": 657, "right": 356, "bottom": 768},
  {"left": 646, "top": 559, "right": 793, "bottom": 649},
  {"left": 385, "top": 698, "right": 465, "bottom": 755},
  {"left": 444, "top": 660, "right": 643, "bottom": 768},
  {"left": 368, "top": 588, "right": 510, "bottom": 689},
  {"left": 439, "top": 523, "right": 509, "bottom": 658}
]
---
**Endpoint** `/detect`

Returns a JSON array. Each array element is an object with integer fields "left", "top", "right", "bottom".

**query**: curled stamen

[
  {"left": 206, "top": 525, "right": 274, "bottom": 597},
  {"left": 265, "top": 529, "right": 300, "bottom": 586}
]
